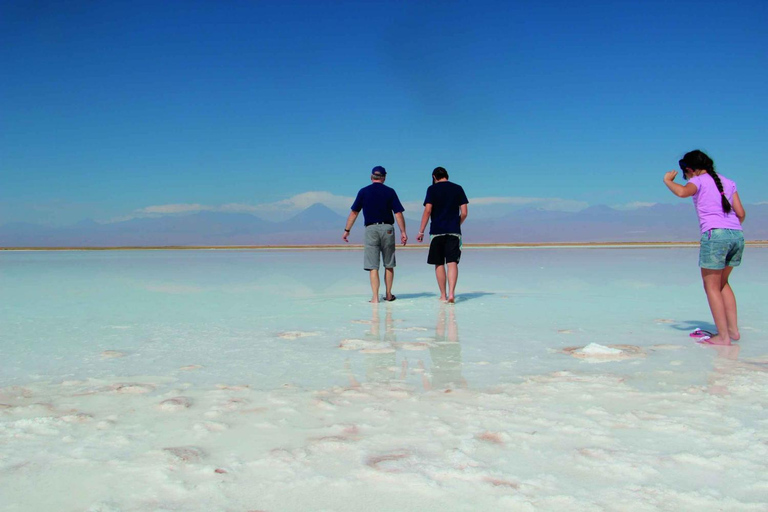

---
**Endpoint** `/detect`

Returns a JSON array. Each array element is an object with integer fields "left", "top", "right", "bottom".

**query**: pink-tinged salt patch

[
  {"left": 163, "top": 446, "right": 206, "bottom": 462},
  {"left": 338, "top": 338, "right": 392, "bottom": 352},
  {"left": 215, "top": 384, "right": 250, "bottom": 391},
  {"left": 219, "top": 398, "right": 250, "bottom": 411},
  {"left": 61, "top": 413, "right": 93, "bottom": 423},
  {"left": 100, "top": 350, "right": 126, "bottom": 359},
  {"left": 394, "top": 342, "right": 431, "bottom": 351},
  {"left": 654, "top": 318, "right": 676, "bottom": 323},
  {"left": 366, "top": 451, "right": 414, "bottom": 473},
  {"left": 649, "top": 344, "right": 685, "bottom": 351},
  {"left": 179, "top": 364, "right": 203, "bottom": 371},
  {"left": 0, "top": 386, "right": 33, "bottom": 400},
  {"left": 157, "top": 396, "right": 193, "bottom": 411},
  {"left": 360, "top": 348, "right": 396, "bottom": 354},
  {"left": 310, "top": 424, "right": 361, "bottom": 444},
  {"left": 483, "top": 476, "right": 520, "bottom": 488},
  {"left": 476, "top": 431, "right": 507, "bottom": 445},
  {"left": 277, "top": 330, "right": 321, "bottom": 340},
  {"left": 110, "top": 383, "right": 155, "bottom": 394}
]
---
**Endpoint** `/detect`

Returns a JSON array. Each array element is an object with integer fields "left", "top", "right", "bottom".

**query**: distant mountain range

[{"left": 1, "top": 203, "right": 766, "bottom": 247}]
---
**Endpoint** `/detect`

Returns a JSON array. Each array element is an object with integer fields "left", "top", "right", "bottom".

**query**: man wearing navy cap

[{"left": 343, "top": 166, "right": 408, "bottom": 303}]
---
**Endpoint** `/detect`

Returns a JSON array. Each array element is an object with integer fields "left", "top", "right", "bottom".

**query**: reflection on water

[
  {"left": 425, "top": 306, "right": 466, "bottom": 391},
  {"left": 345, "top": 304, "right": 466, "bottom": 392},
  {"left": 361, "top": 305, "right": 399, "bottom": 383},
  {"left": 705, "top": 343, "right": 768, "bottom": 396},
  {"left": 346, "top": 305, "right": 400, "bottom": 387}
]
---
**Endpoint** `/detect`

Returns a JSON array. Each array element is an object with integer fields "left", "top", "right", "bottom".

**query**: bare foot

[
  {"left": 700, "top": 335, "right": 731, "bottom": 346},
  {"left": 729, "top": 329, "right": 741, "bottom": 341},
  {"left": 447, "top": 296, "right": 455, "bottom": 304},
  {"left": 438, "top": 296, "right": 447, "bottom": 302},
  {"left": 369, "top": 298, "right": 379, "bottom": 304}
]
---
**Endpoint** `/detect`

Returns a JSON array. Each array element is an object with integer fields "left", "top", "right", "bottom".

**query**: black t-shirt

[
  {"left": 351, "top": 183, "right": 404, "bottom": 225},
  {"left": 424, "top": 181, "right": 468, "bottom": 235}
]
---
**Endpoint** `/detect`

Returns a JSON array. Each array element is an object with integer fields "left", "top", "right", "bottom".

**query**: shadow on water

[
  {"left": 387, "top": 291, "right": 494, "bottom": 302},
  {"left": 390, "top": 292, "right": 435, "bottom": 300},
  {"left": 455, "top": 292, "right": 495, "bottom": 302},
  {"left": 671, "top": 320, "right": 717, "bottom": 333}
]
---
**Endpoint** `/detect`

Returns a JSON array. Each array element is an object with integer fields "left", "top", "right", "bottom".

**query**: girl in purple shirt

[{"left": 663, "top": 150, "right": 746, "bottom": 346}]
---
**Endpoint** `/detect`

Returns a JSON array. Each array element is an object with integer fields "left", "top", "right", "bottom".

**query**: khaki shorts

[{"left": 364, "top": 224, "right": 396, "bottom": 270}]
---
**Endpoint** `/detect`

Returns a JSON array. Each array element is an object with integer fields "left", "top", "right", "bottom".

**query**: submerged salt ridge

[{"left": 1, "top": 248, "right": 768, "bottom": 511}]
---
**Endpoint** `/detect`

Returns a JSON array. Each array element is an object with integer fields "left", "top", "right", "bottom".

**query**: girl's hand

[{"left": 664, "top": 170, "right": 678, "bottom": 182}]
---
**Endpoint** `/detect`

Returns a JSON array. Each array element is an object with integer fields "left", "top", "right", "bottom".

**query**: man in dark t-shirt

[
  {"left": 343, "top": 166, "right": 408, "bottom": 303},
  {"left": 416, "top": 167, "right": 469, "bottom": 303}
]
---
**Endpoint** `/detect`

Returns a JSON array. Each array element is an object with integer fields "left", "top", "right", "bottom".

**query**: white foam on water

[{"left": 1, "top": 248, "right": 768, "bottom": 511}]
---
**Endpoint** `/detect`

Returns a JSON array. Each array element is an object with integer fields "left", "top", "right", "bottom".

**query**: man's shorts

[
  {"left": 427, "top": 235, "right": 461, "bottom": 265},
  {"left": 364, "top": 224, "right": 396, "bottom": 270},
  {"left": 699, "top": 228, "right": 744, "bottom": 270}
]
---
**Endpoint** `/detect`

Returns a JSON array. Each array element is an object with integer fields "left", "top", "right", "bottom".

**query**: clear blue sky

[{"left": 2, "top": 0, "right": 766, "bottom": 225}]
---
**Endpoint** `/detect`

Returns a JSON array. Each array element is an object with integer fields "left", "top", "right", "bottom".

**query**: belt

[{"left": 365, "top": 222, "right": 393, "bottom": 227}]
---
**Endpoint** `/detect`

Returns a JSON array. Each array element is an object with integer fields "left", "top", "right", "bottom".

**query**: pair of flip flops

[{"left": 690, "top": 328, "right": 715, "bottom": 343}]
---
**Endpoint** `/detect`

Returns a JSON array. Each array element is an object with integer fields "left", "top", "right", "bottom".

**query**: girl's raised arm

[{"left": 663, "top": 170, "right": 698, "bottom": 198}]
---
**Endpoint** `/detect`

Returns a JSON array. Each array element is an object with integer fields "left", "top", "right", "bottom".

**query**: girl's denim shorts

[{"left": 699, "top": 228, "right": 745, "bottom": 270}]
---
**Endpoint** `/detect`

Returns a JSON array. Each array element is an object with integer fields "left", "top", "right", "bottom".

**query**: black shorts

[{"left": 427, "top": 235, "right": 461, "bottom": 265}]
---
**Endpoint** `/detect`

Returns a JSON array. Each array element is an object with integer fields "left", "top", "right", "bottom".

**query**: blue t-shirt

[
  {"left": 351, "top": 183, "right": 405, "bottom": 225},
  {"left": 424, "top": 181, "right": 469, "bottom": 235}
]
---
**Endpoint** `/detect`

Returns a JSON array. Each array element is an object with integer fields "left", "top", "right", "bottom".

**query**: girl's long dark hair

[{"left": 680, "top": 150, "right": 732, "bottom": 214}]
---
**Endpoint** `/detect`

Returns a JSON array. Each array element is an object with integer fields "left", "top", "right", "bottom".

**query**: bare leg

[
  {"left": 701, "top": 268, "right": 731, "bottom": 345},
  {"left": 434, "top": 264, "right": 447, "bottom": 301},
  {"left": 384, "top": 267, "right": 395, "bottom": 300},
  {"left": 720, "top": 266, "right": 740, "bottom": 341},
  {"left": 369, "top": 269, "right": 380, "bottom": 303},
  {"left": 446, "top": 262, "right": 458, "bottom": 303}
]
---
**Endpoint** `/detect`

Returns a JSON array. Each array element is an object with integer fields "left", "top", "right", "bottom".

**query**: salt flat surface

[{"left": 1, "top": 248, "right": 767, "bottom": 511}]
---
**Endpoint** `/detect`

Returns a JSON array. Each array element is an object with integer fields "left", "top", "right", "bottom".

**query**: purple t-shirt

[{"left": 689, "top": 173, "right": 742, "bottom": 233}]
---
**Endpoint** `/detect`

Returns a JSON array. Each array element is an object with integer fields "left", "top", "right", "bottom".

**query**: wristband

[{"left": 344, "top": 229, "right": 350, "bottom": 232}]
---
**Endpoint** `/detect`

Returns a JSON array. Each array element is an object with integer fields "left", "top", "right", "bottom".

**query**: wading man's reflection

[
  {"left": 346, "top": 304, "right": 402, "bottom": 387},
  {"left": 422, "top": 306, "right": 466, "bottom": 391}
]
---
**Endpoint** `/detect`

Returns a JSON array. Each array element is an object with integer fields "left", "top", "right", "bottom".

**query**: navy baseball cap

[{"left": 371, "top": 166, "right": 387, "bottom": 176}]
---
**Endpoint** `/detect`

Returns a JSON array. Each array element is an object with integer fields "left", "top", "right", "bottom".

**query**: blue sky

[{"left": 2, "top": 0, "right": 766, "bottom": 225}]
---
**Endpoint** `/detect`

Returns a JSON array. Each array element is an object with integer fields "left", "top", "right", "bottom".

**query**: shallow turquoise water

[{"left": 2, "top": 247, "right": 766, "bottom": 390}]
